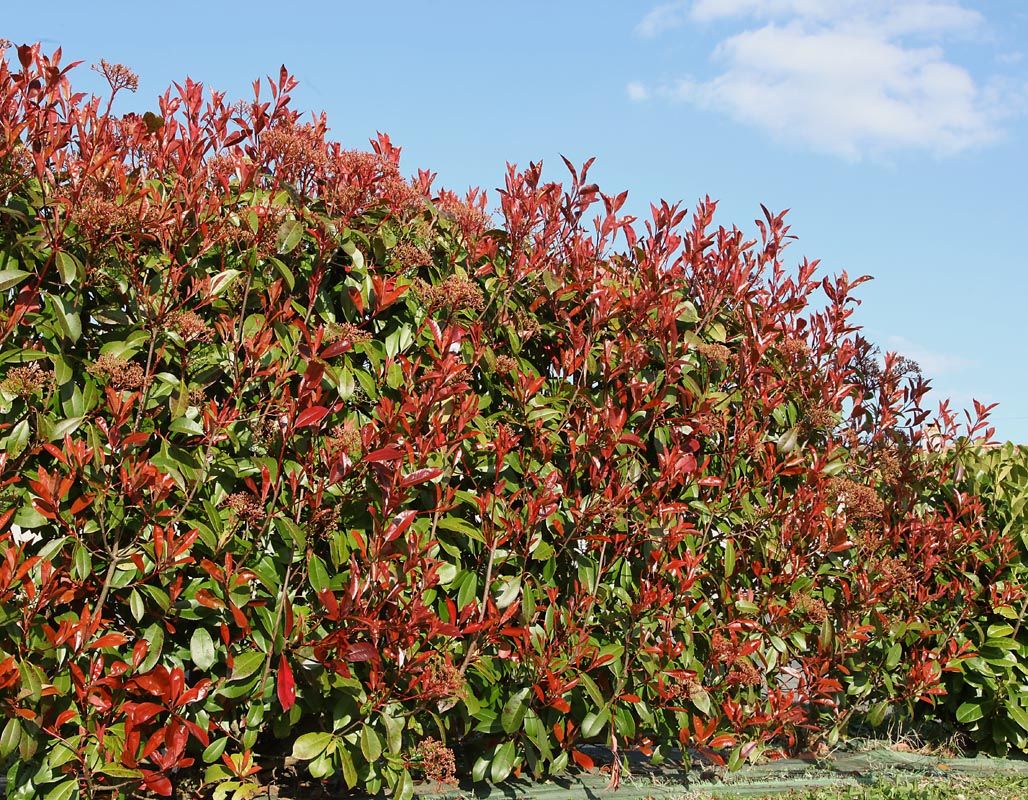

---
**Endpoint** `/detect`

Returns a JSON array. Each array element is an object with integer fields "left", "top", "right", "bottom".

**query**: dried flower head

[
  {"left": 229, "top": 204, "right": 287, "bottom": 259},
  {"left": 0, "top": 144, "right": 33, "bottom": 195},
  {"left": 710, "top": 631, "right": 738, "bottom": 663},
  {"left": 323, "top": 321, "right": 371, "bottom": 347},
  {"left": 494, "top": 355, "right": 518, "bottom": 375},
  {"left": 790, "top": 592, "right": 829, "bottom": 623},
  {"left": 696, "top": 411, "right": 727, "bottom": 435},
  {"left": 92, "top": 60, "right": 139, "bottom": 94},
  {"left": 725, "top": 662, "right": 762, "bottom": 687},
  {"left": 381, "top": 174, "right": 426, "bottom": 218},
  {"left": 171, "top": 311, "right": 214, "bottom": 344},
  {"left": 781, "top": 336, "right": 811, "bottom": 360},
  {"left": 225, "top": 492, "right": 266, "bottom": 526},
  {"left": 871, "top": 554, "right": 913, "bottom": 587},
  {"left": 393, "top": 242, "right": 431, "bottom": 270},
  {"left": 307, "top": 506, "right": 340, "bottom": 539},
  {"left": 695, "top": 342, "right": 732, "bottom": 364},
  {"left": 803, "top": 405, "right": 835, "bottom": 433},
  {"left": 412, "top": 738, "right": 457, "bottom": 786},
  {"left": 416, "top": 275, "right": 484, "bottom": 314},
  {"left": 875, "top": 447, "right": 903, "bottom": 484},
  {"left": 251, "top": 416, "right": 281, "bottom": 452},
  {"left": 512, "top": 308, "right": 541, "bottom": 341},
  {"left": 420, "top": 657, "right": 465, "bottom": 700},
  {"left": 828, "top": 477, "right": 884, "bottom": 522},
  {"left": 326, "top": 421, "right": 362, "bottom": 461},
  {"left": 262, "top": 122, "right": 328, "bottom": 178},
  {"left": 88, "top": 354, "right": 145, "bottom": 391},
  {"left": 437, "top": 191, "right": 491, "bottom": 238},
  {"left": 2, "top": 362, "right": 54, "bottom": 397}
]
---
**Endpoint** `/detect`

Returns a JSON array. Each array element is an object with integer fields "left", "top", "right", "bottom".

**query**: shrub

[
  {"left": 0, "top": 43, "right": 1022, "bottom": 799},
  {"left": 943, "top": 443, "right": 1028, "bottom": 753}
]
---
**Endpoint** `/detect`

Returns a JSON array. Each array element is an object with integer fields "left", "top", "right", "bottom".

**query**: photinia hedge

[{"left": 0, "top": 43, "right": 1024, "bottom": 799}]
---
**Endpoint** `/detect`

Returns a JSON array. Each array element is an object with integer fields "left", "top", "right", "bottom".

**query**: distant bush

[
  {"left": 0, "top": 43, "right": 1022, "bottom": 799},
  {"left": 943, "top": 443, "right": 1028, "bottom": 753}
]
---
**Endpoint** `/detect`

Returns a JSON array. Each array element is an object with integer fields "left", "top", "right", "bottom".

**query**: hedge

[{"left": 0, "top": 43, "right": 1024, "bottom": 799}]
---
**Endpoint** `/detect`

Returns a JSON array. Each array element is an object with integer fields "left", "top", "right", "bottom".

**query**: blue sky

[{"left": 6, "top": 1, "right": 1028, "bottom": 441}]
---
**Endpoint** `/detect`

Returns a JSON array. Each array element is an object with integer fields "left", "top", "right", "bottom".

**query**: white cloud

[
  {"left": 885, "top": 335, "right": 973, "bottom": 377},
  {"left": 637, "top": 1, "right": 693, "bottom": 38},
  {"left": 632, "top": 1, "right": 1014, "bottom": 158},
  {"left": 626, "top": 81, "right": 650, "bottom": 101}
]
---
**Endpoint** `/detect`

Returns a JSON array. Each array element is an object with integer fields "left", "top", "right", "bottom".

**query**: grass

[{"left": 687, "top": 774, "right": 1028, "bottom": 799}]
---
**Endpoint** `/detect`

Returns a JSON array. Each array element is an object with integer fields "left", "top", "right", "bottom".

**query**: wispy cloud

[
  {"left": 885, "top": 335, "right": 973, "bottom": 377},
  {"left": 631, "top": 1, "right": 1020, "bottom": 158}
]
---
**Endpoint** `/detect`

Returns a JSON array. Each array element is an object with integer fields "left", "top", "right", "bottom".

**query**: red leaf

[
  {"left": 709, "top": 734, "right": 737, "bottom": 749},
  {"left": 364, "top": 445, "right": 403, "bottom": 463},
  {"left": 384, "top": 510, "right": 417, "bottom": 542},
  {"left": 571, "top": 749, "right": 595, "bottom": 770},
  {"left": 132, "top": 640, "right": 149, "bottom": 668},
  {"left": 345, "top": 642, "right": 378, "bottom": 662},
  {"left": 277, "top": 655, "right": 296, "bottom": 711},
  {"left": 295, "top": 405, "right": 329, "bottom": 429},
  {"left": 133, "top": 667, "right": 172, "bottom": 699},
  {"left": 90, "top": 632, "right": 128, "bottom": 650},
  {"left": 143, "top": 771, "right": 173, "bottom": 797},
  {"left": 551, "top": 697, "right": 571, "bottom": 713},
  {"left": 400, "top": 468, "right": 443, "bottom": 488}
]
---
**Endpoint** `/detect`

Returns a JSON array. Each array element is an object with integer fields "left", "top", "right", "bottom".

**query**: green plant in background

[{"left": 941, "top": 442, "right": 1028, "bottom": 753}]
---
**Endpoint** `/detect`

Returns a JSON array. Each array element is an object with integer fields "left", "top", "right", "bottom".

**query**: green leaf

[
  {"left": 338, "top": 745, "right": 357, "bottom": 788},
  {"left": 490, "top": 741, "right": 516, "bottom": 784},
  {"left": 48, "top": 295, "right": 81, "bottom": 342},
  {"left": 0, "top": 717, "right": 21, "bottom": 759},
  {"left": 190, "top": 627, "right": 216, "bottom": 671},
  {"left": 776, "top": 425, "right": 801, "bottom": 454},
  {"left": 691, "top": 686, "right": 712, "bottom": 716},
  {"left": 129, "top": 589, "right": 144, "bottom": 623},
  {"left": 99, "top": 765, "right": 142, "bottom": 779},
  {"left": 395, "top": 769, "right": 414, "bottom": 800},
  {"left": 342, "top": 239, "right": 364, "bottom": 270},
  {"left": 677, "top": 300, "right": 699, "bottom": 323},
  {"left": 230, "top": 651, "right": 265, "bottom": 682},
  {"left": 724, "top": 538, "right": 736, "bottom": 578},
  {"left": 0, "top": 269, "right": 30, "bottom": 292},
  {"left": 956, "top": 702, "right": 984, "bottom": 724},
  {"left": 360, "top": 725, "right": 382, "bottom": 763},
  {"left": 501, "top": 687, "right": 531, "bottom": 734},
  {"left": 202, "top": 737, "right": 229, "bottom": 764},
  {"left": 210, "top": 269, "right": 241, "bottom": 298},
  {"left": 581, "top": 708, "right": 610, "bottom": 739},
  {"left": 308, "top": 554, "right": 330, "bottom": 592},
  {"left": 55, "top": 251, "right": 82, "bottom": 286},
  {"left": 274, "top": 517, "right": 306, "bottom": 551},
  {"left": 277, "top": 220, "right": 305, "bottom": 254},
  {"left": 45, "top": 779, "right": 79, "bottom": 800},
  {"left": 48, "top": 416, "right": 84, "bottom": 442},
  {"left": 291, "top": 732, "right": 334, "bottom": 761},
  {"left": 382, "top": 709, "right": 403, "bottom": 754},
  {"left": 495, "top": 575, "right": 522, "bottom": 609}
]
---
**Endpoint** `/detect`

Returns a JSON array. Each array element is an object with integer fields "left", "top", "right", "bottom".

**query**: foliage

[
  {"left": 941, "top": 443, "right": 1028, "bottom": 753},
  {"left": 0, "top": 43, "right": 1022, "bottom": 799}
]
